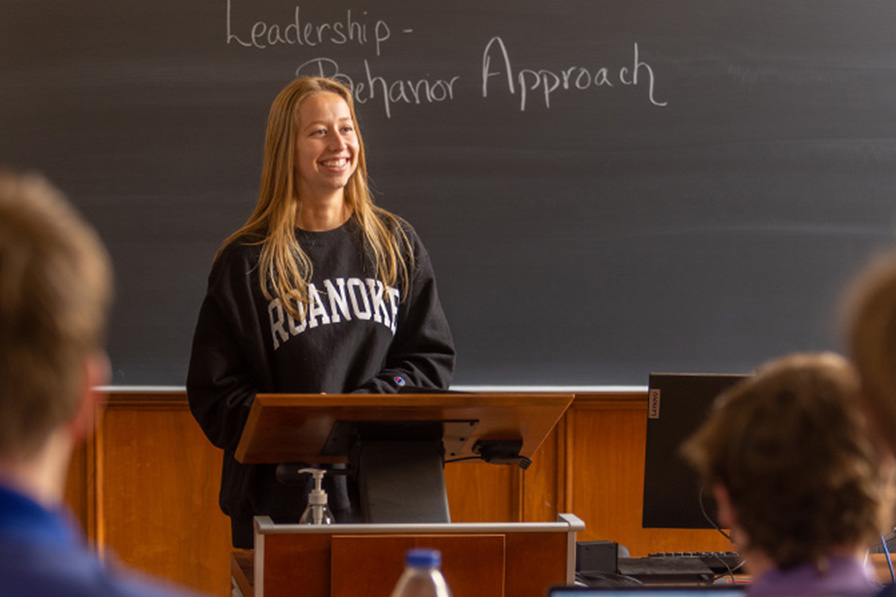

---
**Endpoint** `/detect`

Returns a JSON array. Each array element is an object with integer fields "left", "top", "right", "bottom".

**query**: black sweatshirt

[{"left": 186, "top": 217, "right": 455, "bottom": 546}]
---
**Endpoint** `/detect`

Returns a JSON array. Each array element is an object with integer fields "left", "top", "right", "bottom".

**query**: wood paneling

[
  {"left": 65, "top": 389, "right": 735, "bottom": 596},
  {"left": 74, "top": 393, "right": 233, "bottom": 596},
  {"left": 65, "top": 441, "right": 94, "bottom": 543},
  {"left": 522, "top": 416, "right": 565, "bottom": 523},
  {"left": 445, "top": 460, "right": 517, "bottom": 523}
]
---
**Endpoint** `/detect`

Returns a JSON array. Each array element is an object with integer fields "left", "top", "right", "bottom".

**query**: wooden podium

[
  {"left": 236, "top": 392, "right": 574, "bottom": 523},
  {"left": 235, "top": 514, "right": 585, "bottom": 597},
  {"left": 233, "top": 392, "right": 579, "bottom": 596}
]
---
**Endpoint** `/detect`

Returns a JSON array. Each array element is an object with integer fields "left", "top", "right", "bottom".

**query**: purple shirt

[{"left": 748, "top": 556, "right": 880, "bottom": 597}]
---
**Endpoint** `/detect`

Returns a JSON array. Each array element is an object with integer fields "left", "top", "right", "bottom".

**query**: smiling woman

[
  {"left": 294, "top": 91, "right": 359, "bottom": 210},
  {"left": 184, "top": 76, "right": 457, "bottom": 548}
]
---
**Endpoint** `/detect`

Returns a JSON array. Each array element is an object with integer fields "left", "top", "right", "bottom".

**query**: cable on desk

[{"left": 880, "top": 534, "right": 895, "bottom": 584}]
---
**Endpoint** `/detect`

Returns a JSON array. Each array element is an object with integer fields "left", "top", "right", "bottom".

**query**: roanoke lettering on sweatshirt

[{"left": 268, "top": 276, "right": 401, "bottom": 349}]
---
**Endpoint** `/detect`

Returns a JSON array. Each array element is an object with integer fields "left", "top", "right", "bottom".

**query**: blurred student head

[
  {"left": 0, "top": 171, "right": 112, "bottom": 490},
  {"left": 682, "top": 353, "right": 890, "bottom": 573},
  {"left": 845, "top": 252, "right": 896, "bottom": 458}
]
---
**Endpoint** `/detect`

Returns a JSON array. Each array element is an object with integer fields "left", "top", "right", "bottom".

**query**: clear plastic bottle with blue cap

[{"left": 389, "top": 548, "right": 453, "bottom": 597}]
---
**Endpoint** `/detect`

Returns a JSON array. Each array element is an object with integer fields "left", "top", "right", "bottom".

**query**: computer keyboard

[
  {"left": 647, "top": 551, "right": 745, "bottom": 574},
  {"left": 617, "top": 556, "right": 714, "bottom": 584}
]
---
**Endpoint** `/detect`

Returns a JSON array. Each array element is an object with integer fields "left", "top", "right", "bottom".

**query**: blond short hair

[
  {"left": 682, "top": 353, "right": 888, "bottom": 570},
  {"left": 0, "top": 171, "right": 112, "bottom": 457}
]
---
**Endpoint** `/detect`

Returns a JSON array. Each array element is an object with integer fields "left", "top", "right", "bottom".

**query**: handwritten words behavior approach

[{"left": 226, "top": 2, "right": 668, "bottom": 118}]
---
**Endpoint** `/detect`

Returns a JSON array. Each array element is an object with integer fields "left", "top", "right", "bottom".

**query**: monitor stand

[
  {"left": 328, "top": 420, "right": 470, "bottom": 523},
  {"left": 357, "top": 437, "right": 450, "bottom": 523}
]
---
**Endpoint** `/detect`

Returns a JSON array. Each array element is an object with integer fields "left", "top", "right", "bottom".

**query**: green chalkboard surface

[{"left": 3, "top": 1, "right": 896, "bottom": 386}]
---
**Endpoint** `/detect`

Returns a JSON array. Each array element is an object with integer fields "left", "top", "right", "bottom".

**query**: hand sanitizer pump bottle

[{"left": 298, "top": 468, "right": 335, "bottom": 525}]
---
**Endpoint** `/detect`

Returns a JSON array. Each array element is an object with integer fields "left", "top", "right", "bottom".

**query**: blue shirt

[
  {"left": 748, "top": 556, "right": 880, "bottom": 597},
  {"left": 0, "top": 484, "right": 197, "bottom": 597}
]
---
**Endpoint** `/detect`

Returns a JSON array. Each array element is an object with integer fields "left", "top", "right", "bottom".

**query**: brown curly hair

[{"left": 681, "top": 353, "right": 890, "bottom": 570}]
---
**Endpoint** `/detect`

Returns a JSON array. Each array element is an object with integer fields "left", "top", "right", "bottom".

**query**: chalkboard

[{"left": 3, "top": 1, "right": 896, "bottom": 387}]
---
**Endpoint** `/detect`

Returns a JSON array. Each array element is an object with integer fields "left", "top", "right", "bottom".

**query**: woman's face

[{"left": 294, "top": 91, "right": 359, "bottom": 200}]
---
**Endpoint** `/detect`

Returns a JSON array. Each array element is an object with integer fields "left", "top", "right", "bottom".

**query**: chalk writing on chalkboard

[
  {"left": 225, "top": 1, "right": 668, "bottom": 117},
  {"left": 11, "top": 0, "right": 890, "bottom": 387}
]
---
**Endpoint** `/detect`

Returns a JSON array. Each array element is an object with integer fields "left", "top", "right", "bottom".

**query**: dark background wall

[{"left": 3, "top": 1, "right": 896, "bottom": 387}]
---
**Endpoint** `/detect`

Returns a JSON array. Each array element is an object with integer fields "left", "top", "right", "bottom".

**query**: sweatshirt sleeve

[
  {"left": 186, "top": 246, "right": 273, "bottom": 453},
  {"left": 356, "top": 225, "right": 456, "bottom": 393}
]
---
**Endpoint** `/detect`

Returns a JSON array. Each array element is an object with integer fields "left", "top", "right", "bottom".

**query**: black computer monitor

[{"left": 641, "top": 372, "right": 750, "bottom": 529}]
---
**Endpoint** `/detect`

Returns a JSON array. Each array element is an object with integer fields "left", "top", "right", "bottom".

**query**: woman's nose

[{"left": 329, "top": 131, "right": 347, "bottom": 149}]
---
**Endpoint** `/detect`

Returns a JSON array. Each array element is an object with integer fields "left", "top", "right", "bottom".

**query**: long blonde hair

[{"left": 219, "top": 76, "right": 411, "bottom": 319}]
